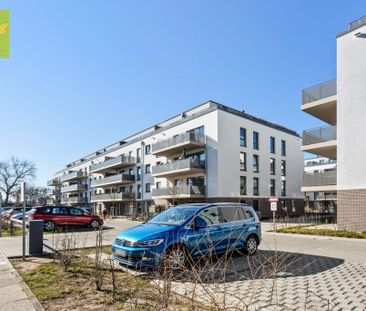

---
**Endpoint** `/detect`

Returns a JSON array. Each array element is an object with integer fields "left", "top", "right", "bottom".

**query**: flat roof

[{"left": 337, "top": 16, "right": 366, "bottom": 38}]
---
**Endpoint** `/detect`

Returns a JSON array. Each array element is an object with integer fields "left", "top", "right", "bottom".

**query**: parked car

[
  {"left": 112, "top": 203, "right": 261, "bottom": 269},
  {"left": 3, "top": 208, "right": 32, "bottom": 220},
  {"left": 10, "top": 211, "right": 31, "bottom": 222},
  {"left": 28, "top": 206, "right": 103, "bottom": 231}
]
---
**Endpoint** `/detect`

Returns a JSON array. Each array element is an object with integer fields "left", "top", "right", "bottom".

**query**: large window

[
  {"left": 253, "top": 155, "right": 259, "bottom": 173},
  {"left": 270, "top": 158, "right": 276, "bottom": 175},
  {"left": 240, "top": 176, "right": 247, "bottom": 195},
  {"left": 253, "top": 131, "right": 259, "bottom": 150},
  {"left": 270, "top": 136, "right": 275, "bottom": 154},
  {"left": 137, "top": 167, "right": 141, "bottom": 180},
  {"left": 270, "top": 179, "right": 276, "bottom": 196},
  {"left": 253, "top": 177, "right": 259, "bottom": 196},
  {"left": 145, "top": 183, "right": 151, "bottom": 193},
  {"left": 281, "top": 140, "right": 286, "bottom": 156},
  {"left": 240, "top": 152, "right": 247, "bottom": 171},
  {"left": 240, "top": 128, "right": 247, "bottom": 147},
  {"left": 281, "top": 160, "right": 286, "bottom": 176},
  {"left": 136, "top": 148, "right": 141, "bottom": 162},
  {"left": 281, "top": 180, "right": 286, "bottom": 196},
  {"left": 145, "top": 144, "right": 151, "bottom": 155},
  {"left": 145, "top": 164, "right": 151, "bottom": 174},
  {"left": 137, "top": 185, "right": 142, "bottom": 199}
]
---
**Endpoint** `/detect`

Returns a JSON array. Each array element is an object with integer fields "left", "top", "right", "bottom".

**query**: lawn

[
  {"left": 11, "top": 255, "right": 200, "bottom": 310},
  {"left": 276, "top": 227, "right": 366, "bottom": 239}
]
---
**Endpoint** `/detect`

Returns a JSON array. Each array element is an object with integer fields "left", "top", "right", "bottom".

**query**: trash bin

[{"left": 29, "top": 220, "right": 43, "bottom": 255}]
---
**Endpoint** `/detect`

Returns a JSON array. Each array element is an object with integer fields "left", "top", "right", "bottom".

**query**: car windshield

[{"left": 147, "top": 207, "right": 198, "bottom": 225}]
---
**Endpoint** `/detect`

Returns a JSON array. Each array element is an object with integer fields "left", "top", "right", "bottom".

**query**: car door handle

[{"left": 209, "top": 225, "right": 221, "bottom": 231}]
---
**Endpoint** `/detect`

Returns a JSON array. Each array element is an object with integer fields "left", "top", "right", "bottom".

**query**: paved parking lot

[{"left": 169, "top": 232, "right": 366, "bottom": 310}]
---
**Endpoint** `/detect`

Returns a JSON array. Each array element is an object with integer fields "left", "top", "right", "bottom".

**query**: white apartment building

[
  {"left": 48, "top": 101, "right": 304, "bottom": 219},
  {"left": 302, "top": 16, "right": 366, "bottom": 231},
  {"left": 303, "top": 157, "right": 337, "bottom": 213}
]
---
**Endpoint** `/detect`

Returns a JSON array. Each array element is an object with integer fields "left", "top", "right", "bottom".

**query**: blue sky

[{"left": 0, "top": 1, "right": 365, "bottom": 187}]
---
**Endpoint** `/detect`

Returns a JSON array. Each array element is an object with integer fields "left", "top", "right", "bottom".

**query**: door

[
  {"left": 186, "top": 207, "right": 223, "bottom": 257},
  {"left": 68, "top": 207, "right": 85, "bottom": 225},
  {"left": 51, "top": 207, "right": 70, "bottom": 225}
]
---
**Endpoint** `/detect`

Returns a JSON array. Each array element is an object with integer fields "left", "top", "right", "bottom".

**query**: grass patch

[
  {"left": 276, "top": 227, "right": 366, "bottom": 239},
  {"left": 1, "top": 227, "right": 23, "bottom": 237}
]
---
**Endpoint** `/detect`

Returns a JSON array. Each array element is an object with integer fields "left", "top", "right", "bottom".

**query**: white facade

[{"left": 48, "top": 101, "right": 303, "bottom": 218}]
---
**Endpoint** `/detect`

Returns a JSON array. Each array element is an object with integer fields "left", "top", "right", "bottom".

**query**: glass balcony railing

[
  {"left": 152, "top": 185, "right": 205, "bottom": 197},
  {"left": 303, "top": 125, "right": 337, "bottom": 145},
  {"left": 60, "top": 171, "right": 86, "bottom": 182},
  {"left": 61, "top": 197, "right": 87, "bottom": 204},
  {"left": 302, "top": 79, "right": 337, "bottom": 105},
  {"left": 47, "top": 178, "right": 60, "bottom": 186},
  {"left": 90, "top": 173, "right": 135, "bottom": 187},
  {"left": 91, "top": 192, "right": 134, "bottom": 201},
  {"left": 303, "top": 169, "right": 337, "bottom": 187},
  {"left": 60, "top": 184, "right": 87, "bottom": 193},
  {"left": 151, "top": 132, "right": 205, "bottom": 154},
  {"left": 90, "top": 155, "right": 135, "bottom": 173},
  {"left": 152, "top": 158, "right": 205, "bottom": 176}
]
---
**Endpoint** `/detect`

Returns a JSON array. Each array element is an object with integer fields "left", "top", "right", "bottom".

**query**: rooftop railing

[
  {"left": 303, "top": 125, "right": 337, "bottom": 145},
  {"left": 302, "top": 79, "right": 337, "bottom": 105},
  {"left": 90, "top": 173, "right": 135, "bottom": 187},
  {"left": 152, "top": 132, "right": 205, "bottom": 154},
  {"left": 152, "top": 158, "right": 205, "bottom": 175},
  {"left": 303, "top": 169, "right": 337, "bottom": 187}
]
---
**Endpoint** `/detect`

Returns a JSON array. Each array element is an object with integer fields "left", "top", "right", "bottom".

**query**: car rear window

[{"left": 220, "top": 207, "right": 245, "bottom": 222}]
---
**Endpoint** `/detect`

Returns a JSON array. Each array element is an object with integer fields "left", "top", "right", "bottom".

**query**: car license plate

[{"left": 115, "top": 249, "right": 126, "bottom": 257}]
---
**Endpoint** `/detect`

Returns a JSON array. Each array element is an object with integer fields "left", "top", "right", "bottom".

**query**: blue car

[{"left": 112, "top": 203, "right": 261, "bottom": 268}]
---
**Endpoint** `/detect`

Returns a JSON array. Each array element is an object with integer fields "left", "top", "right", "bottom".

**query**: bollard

[{"left": 29, "top": 220, "right": 43, "bottom": 255}]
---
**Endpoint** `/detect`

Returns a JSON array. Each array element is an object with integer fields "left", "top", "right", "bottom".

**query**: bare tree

[
  {"left": 168, "top": 184, "right": 181, "bottom": 206},
  {"left": 13, "top": 184, "right": 48, "bottom": 206},
  {"left": 0, "top": 157, "right": 36, "bottom": 205}
]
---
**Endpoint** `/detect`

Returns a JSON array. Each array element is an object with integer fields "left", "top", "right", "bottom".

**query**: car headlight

[{"left": 137, "top": 239, "right": 164, "bottom": 247}]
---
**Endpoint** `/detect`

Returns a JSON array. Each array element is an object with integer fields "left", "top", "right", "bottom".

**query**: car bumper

[{"left": 112, "top": 243, "right": 162, "bottom": 268}]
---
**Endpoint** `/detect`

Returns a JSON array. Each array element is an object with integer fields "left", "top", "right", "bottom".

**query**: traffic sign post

[
  {"left": 0, "top": 193, "right": 2, "bottom": 238},
  {"left": 269, "top": 197, "right": 278, "bottom": 231},
  {"left": 21, "top": 181, "right": 26, "bottom": 261}
]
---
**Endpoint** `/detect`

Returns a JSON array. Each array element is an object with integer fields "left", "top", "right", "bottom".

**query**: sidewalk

[{"left": 0, "top": 249, "right": 43, "bottom": 311}]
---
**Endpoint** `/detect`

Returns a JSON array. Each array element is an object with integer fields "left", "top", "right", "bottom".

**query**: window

[
  {"left": 253, "top": 178, "right": 259, "bottom": 196},
  {"left": 253, "top": 131, "right": 259, "bottom": 150},
  {"left": 270, "top": 136, "right": 275, "bottom": 154},
  {"left": 137, "top": 167, "right": 141, "bottom": 180},
  {"left": 270, "top": 158, "right": 276, "bottom": 175},
  {"left": 52, "top": 207, "right": 68, "bottom": 215},
  {"left": 240, "top": 176, "right": 247, "bottom": 195},
  {"left": 240, "top": 152, "right": 247, "bottom": 171},
  {"left": 220, "top": 207, "right": 245, "bottom": 222},
  {"left": 281, "top": 160, "right": 286, "bottom": 176},
  {"left": 174, "top": 179, "right": 181, "bottom": 187},
  {"left": 41, "top": 207, "right": 52, "bottom": 214},
  {"left": 188, "top": 126, "right": 205, "bottom": 135},
  {"left": 136, "top": 148, "right": 141, "bottom": 162},
  {"left": 128, "top": 151, "right": 133, "bottom": 159},
  {"left": 156, "top": 181, "right": 161, "bottom": 189},
  {"left": 240, "top": 128, "right": 247, "bottom": 147},
  {"left": 137, "top": 185, "right": 142, "bottom": 199},
  {"left": 270, "top": 179, "right": 276, "bottom": 196},
  {"left": 145, "top": 144, "right": 151, "bottom": 155},
  {"left": 243, "top": 208, "right": 254, "bottom": 220},
  {"left": 194, "top": 207, "right": 220, "bottom": 227},
  {"left": 281, "top": 180, "right": 286, "bottom": 196},
  {"left": 145, "top": 164, "right": 151, "bottom": 174},
  {"left": 145, "top": 183, "right": 151, "bottom": 193},
  {"left": 70, "top": 208, "right": 83, "bottom": 216},
  {"left": 253, "top": 155, "right": 259, "bottom": 173},
  {"left": 252, "top": 200, "right": 259, "bottom": 211},
  {"left": 281, "top": 140, "right": 286, "bottom": 156},
  {"left": 129, "top": 168, "right": 133, "bottom": 175}
]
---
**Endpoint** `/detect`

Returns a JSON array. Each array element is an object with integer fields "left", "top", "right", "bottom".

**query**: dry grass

[{"left": 276, "top": 227, "right": 366, "bottom": 239}]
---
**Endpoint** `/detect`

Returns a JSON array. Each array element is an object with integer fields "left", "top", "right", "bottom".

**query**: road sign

[{"left": 270, "top": 201, "right": 277, "bottom": 211}]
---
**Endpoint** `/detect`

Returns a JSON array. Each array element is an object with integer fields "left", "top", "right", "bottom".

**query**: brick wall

[{"left": 338, "top": 189, "right": 366, "bottom": 232}]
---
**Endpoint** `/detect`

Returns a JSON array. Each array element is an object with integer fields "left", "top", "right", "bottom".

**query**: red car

[{"left": 29, "top": 206, "right": 103, "bottom": 231}]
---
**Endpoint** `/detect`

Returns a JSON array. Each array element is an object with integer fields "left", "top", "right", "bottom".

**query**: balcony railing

[
  {"left": 91, "top": 192, "right": 135, "bottom": 202},
  {"left": 315, "top": 193, "right": 337, "bottom": 201},
  {"left": 152, "top": 185, "right": 205, "bottom": 197},
  {"left": 90, "top": 173, "right": 135, "bottom": 187},
  {"left": 60, "top": 171, "right": 86, "bottom": 182},
  {"left": 152, "top": 158, "right": 205, "bottom": 176},
  {"left": 303, "top": 125, "right": 337, "bottom": 145},
  {"left": 302, "top": 79, "right": 337, "bottom": 105},
  {"left": 61, "top": 184, "right": 87, "bottom": 193},
  {"left": 303, "top": 169, "right": 337, "bottom": 187},
  {"left": 47, "top": 178, "right": 60, "bottom": 186},
  {"left": 152, "top": 132, "right": 205, "bottom": 154},
  {"left": 61, "top": 197, "right": 87, "bottom": 204},
  {"left": 90, "top": 155, "right": 136, "bottom": 173}
]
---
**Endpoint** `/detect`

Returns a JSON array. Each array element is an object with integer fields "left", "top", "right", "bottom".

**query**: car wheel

[
  {"left": 44, "top": 221, "right": 55, "bottom": 232},
  {"left": 162, "top": 245, "right": 190, "bottom": 271},
  {"left": 90, "top": 219, "right": 100, "bottom": 229},
  {"left": 244, "top": 235, "right": 258, "bottom": 256}
]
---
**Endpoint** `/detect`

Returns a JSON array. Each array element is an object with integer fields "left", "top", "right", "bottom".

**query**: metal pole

[
  {"left": 0, "top": 193, "right": 2, "bottom": 238},
  {"left": 21, "top": 181, "right": 26, "bottom": 261}
]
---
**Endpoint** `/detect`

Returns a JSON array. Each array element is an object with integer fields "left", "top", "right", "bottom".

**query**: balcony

[
  {"left": 151, "top": 132, "right": 205, "bottom": 157},
  {"left": 302, "top": 169, "right": 337, "bottom": 192},
  {"left": 47, "top": 188, "right": 60, "bottom": 195},
  {"left": 61, "top": 184, "right": 87, "bottom": 193},
  {"left": 152, "top": 185, "right": 205, "bottom": 198},
  {"left": 61, "top": 197, "right": 87, "bottom": 204},
  {"left": 302, "top": 125, "right": 337, "bottom": 160},
  {"left": 314, "top": 193, "right": 337, "bottom": 201},
  {"left": 47, "top": 178, "right": 60, "bottom": 186},
  {"left": 90, "top": 173, "right": 135, "bottom": 188},
  {"left": 90, "top": 192, "right": 135, "bottom": 202},
  {"left": 60, "top": 171, "right": 86, "bottom": 182},
  {"left": 302, "top": 79, "right": 337, "bottom": 125},
  {"left": 152, "top": 159, "right": 205, "bottom": 178},
  {"left": 90, "top": 155, "right": 136, "bottom": 173}
]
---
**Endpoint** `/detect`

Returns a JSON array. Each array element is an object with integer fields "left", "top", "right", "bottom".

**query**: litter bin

[{"left": 29, "top": 220, "right": 43, "bottom": 255}]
